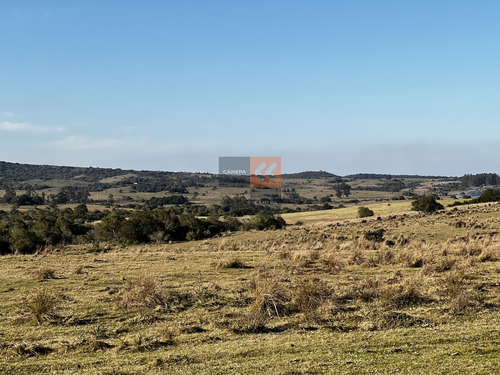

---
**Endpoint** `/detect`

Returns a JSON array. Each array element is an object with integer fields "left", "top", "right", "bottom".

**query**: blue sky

[{"left": 1, "top": 0, "right": 499, "bottom": 175}]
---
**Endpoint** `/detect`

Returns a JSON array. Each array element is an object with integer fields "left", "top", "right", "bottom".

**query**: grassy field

[
  {"left": 281, "top": 199, "right": 462, "bottom": 224},
  {"left": 1, "top": 202, "right": 499, "bottom": 374}
]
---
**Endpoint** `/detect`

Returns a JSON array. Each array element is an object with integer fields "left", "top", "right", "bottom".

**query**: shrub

[
  {"left": 474, "top": 189, "right": 500, "bottom": 203},
  {"left": 411, "top": 196, "right": 444, "bottom": 213},
  {"left": 10, "top": 228, "right": 40, "bottom": 254},
  {"left": 364, "top": 229, "right": 386, "bottom": 242},
  {"left": 251, "top": 212, "right": 286, "bottom": 230},
  {"left": 358, "top": 207, "right": 374, "bottom": 218}
]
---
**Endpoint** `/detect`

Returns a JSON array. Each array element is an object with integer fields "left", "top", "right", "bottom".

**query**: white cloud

[
  {"left": 0, "top": 121, "right": 66, "bottom": 132},
  {"left": 48, "top": 136, "right": 122, "bottom": 150}
]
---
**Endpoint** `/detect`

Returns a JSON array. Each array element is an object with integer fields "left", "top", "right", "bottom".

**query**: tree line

[
  {"left": 1, "top": 185, "right": 90, "bottom": 206},
  {"left": 0, "top": 205, "right": 285, "bottom": 255},
  {"left": 461, "top": 173, "right": 500, "bottom": 187}
]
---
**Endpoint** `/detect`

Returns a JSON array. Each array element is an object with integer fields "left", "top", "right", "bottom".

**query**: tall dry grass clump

[
  {"left": 36, "top": 267, "right": 57, "bottom": 280},
  {"left": 290, "top": 278, "right": 337, "bottom": 322},
  {"left": 115, "top": 277, "right": 166, "bottom": 309},
  {"left": 235, "top": 273, "right": 290, "bottom": 333},
  {"left": 398, "top": 249, "right": 426, "bottom": 268},
  {"left": 249, "top": 274, "right": 289, "bottom": 318},
  {"left": 338, "top": 278, "right": 381, "bottom": 303},
  {"left": 25, "top": 289, "right": 60, "bottom": 323},
  {"left": 380, "top": 278, "right": 430, "bottom": 308},
  {"left": 438, "top": 268, "right": 483, "bottom": 312}
]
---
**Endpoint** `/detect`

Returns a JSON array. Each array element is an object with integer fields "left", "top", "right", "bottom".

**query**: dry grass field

[
  {"left": 1, "top": 202, "right": 500, "bottom": 374},
  {"left": 281, "top": 199, "right": 464, "bottom": 224}
]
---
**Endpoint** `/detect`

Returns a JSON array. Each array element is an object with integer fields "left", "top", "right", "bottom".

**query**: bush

[
  {"left": 411, "top": 196, "right": 444, "bottom": 213},
  {"left": 251, "top": 212, "right": 286, "bottom": 230},
  {"left": 473, "top": 189, "right": 500, "bottom": 203},
  {"left": 358, "top": 207, "right": 374, "bottom": 218},
  {"left": 364, "top": 229, "right": 386, "bottom": 242},
  {"left": 448, "top": 189, "right": 500, "bottom": 207},
  {"left": 10, "top": 228, "right": 40, "bottom": 254}
]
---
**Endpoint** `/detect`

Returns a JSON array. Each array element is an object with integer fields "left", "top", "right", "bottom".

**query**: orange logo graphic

[{"left": 250, "top": 157, "right": 281, "bottom": 188}]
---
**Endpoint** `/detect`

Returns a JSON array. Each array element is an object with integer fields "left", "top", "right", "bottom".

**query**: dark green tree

[
  {"left": 334, "top": 182, "right": 352, "bottom": 198},
  {"left": 358, "top": 206, "right": 374, "bottom": 218},
  {"left": 3, "top": 184, "right": 16, "bottom": 204},
  {"left": 412, "top": 196, "right": 444, "bottom": 213},
  {"left": 10, "top": 228, "right": 40, "bottom": 254}
]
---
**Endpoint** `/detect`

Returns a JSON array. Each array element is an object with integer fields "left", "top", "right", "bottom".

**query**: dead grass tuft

[
  {"left": 216, "top": 257, "right": 251, "bottom": 269},
  {"left": 290, "top": 278, "right": 337, "bottom": 322},
  {"left": 8, "top": 343, "right": 54, "bottom": 357},
  {"left": 115, "top": 277, "right": 166, "bottom": 309},
  {"left": 381, "top": 279, "right": 430, "bottom": 308},
  {"left": 347, "top": 249, "right": 365, "bottom": 265},
  {"left": 36, "top": 267, "right": 56, "bottom": 280},
  {"left": 25, "top": 289, "right": 60, "bottom": 323}
]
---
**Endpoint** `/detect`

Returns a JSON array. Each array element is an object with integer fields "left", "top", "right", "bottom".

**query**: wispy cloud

[
  {"left": 48, "top": 136, "right": 122, "bottom": 150},
  {"left": 0, "top": 121, "right": 66, "bottom": 132}
]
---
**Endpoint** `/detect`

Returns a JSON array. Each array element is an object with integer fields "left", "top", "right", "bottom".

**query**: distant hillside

[
  {"left": 283, "top": 171, "right": 340, "bottom": 180},
  {"left": 346, "top": 173, "right": 456, "bottom": 180},
  {"left": 1, "top": 162, "right": 466, "bottom": 184},
  {"left": 0, "top": 161, "right": 135, "bottom": 182},
  {"left": 0, "top": 161, "right": 215, "bottom": 193}
]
